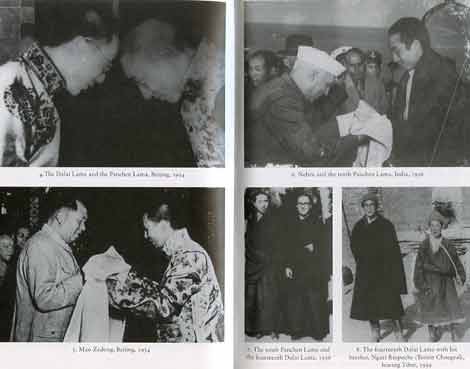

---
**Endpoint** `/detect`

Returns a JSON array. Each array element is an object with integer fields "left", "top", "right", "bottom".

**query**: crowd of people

[
  {"left": 244, "top": 17, "right": 469, "bottom": 167},
  {"left": 0, "top": 3, "right": 225, "bottom": 167},
  {"left": 0, "top": 192, "right": 224, "bottom": 343},
  {"left": 347, "top": 193, "right": 467, "bottom": 342},
  {"left": 245, "top": 188, "right": 332, "bottom": 341}
]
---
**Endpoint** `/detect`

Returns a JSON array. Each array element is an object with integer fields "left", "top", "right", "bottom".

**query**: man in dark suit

[{"left": 388, "top": 17, "right": 464, "bottom": 166}]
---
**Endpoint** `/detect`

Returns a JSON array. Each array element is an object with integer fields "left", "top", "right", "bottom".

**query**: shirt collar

[
  {"left": 365, "top": 215, "right": 378, "bottom": 224},
  {"left": 21, "top": 42, "right": 66, "bottom": 96}
]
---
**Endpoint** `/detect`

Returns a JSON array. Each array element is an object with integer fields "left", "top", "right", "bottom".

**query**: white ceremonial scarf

[{"left": 64, "top": 247, "right": 130, "bottom": 342}]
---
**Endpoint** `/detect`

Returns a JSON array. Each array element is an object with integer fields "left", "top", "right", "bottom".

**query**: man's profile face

[
  {"left": 60, "top": 201, "right": 88, "bottom": 243},
  {"left": 143, "top": 217, "right": 170, "bottom": 248},
  {"left": 67, "top": 35, "right": 119, "bottom": 95},
  {"left": 346, "top": 51, "right": 365, "bottom": 82},
  {"left": 362, "top": 200, "right": 377, "bottom": 219},
  {"left": 389, "top": 33, "right": 421, "bottom": 70},
  {"left": 253, "top": 194, "right": 269, "bottom": 216}
]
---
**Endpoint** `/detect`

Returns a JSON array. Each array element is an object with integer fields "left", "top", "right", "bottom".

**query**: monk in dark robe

[
  {"left": 245, "top": 190, "right": 281, "bottom": 338},
  {"left": 282, "top": 192, "right": 330, "bottom": 340},
  {"left": 350, "top": 193, "right": 407, "bottom": 342}
]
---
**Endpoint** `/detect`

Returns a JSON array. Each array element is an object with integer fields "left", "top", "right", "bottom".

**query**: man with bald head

[
  {"left": 245, "top": 46, "right": 364, "bottom": 166},
  {"left": 14, "top": 196, "right": 87, "bottom": 342}
]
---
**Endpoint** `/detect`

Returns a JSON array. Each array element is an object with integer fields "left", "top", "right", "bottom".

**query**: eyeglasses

[
  {"left": 92, "top": 42, "right": 114, "bottom": 76},
  {"left": 297, "top": 202, "right": 311, "bottom": 206}
]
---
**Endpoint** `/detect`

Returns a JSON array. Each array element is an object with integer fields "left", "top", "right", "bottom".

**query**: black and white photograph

[
  {"left": 0, "top": 0, "right": 225, "bottom": 167},
  {"left": 244, "top": 187, "right": 332, "bottom": 342},
  {"left": 0, "top": 187, "right": 225, "bottom": 342},
  {"left": 244, "top": 0, "right": 470, "bottom": 167},
  {"left": 343, "top": 187, "right": 470, "bottom": 342}
]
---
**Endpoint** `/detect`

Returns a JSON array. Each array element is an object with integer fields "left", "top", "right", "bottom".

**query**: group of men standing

[
  {"left": 245, "top": 189, "right": 332, "bottom": 341},
  {"left": 245, "top": 17, "right": 468, "bottom": 167}
]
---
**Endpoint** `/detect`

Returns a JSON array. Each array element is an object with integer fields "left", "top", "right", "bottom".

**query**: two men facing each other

[{"left": 12, "top": 196, "right": 223, "bottom": 343}]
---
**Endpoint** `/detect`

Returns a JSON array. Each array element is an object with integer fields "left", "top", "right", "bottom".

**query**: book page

[
  {"left": 0, "top": 1, "right": 234, "bottom": 369},
  {"left": 239, "top": 1, "right": 470, "bottom": 369}
]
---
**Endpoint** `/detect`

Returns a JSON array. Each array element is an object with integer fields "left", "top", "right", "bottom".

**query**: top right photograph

[{"left": 244, "top": 0, "right": 470, "bottom": 168}]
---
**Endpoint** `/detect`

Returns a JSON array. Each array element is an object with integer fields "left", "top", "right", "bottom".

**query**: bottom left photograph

[{"left": 0, "top": 187, "right": 225, "bottom": 343}]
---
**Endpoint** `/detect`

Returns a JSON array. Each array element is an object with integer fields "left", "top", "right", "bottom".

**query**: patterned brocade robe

[
  {"left": 107, "top": 229, "right": 224, "bottom": 342},
  {"left": 0, "top": 43, "right": 65, "bottom": 166},
  {"left": 180, "top": 38, "right": 225, "bottom": 167}
]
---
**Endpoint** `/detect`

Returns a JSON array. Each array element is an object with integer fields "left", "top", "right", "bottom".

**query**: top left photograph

[{"left": 0, "top": 0, "right": 226, "bottom": 167}]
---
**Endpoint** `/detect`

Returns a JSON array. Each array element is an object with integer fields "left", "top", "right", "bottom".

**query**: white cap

[
  {"left": 330, "top": 46, "right": 353, "bottom": 60},
  {"left": 296, "top": 46, "right": 346, "bottom": 77}
]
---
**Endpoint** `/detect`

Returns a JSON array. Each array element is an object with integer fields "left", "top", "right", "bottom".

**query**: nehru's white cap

[
  {"left": 330, "top": 46, "right": 353, "bottom": 60},
  {"left": 296, "top": 46, "right": 346, "bottom": 77}
]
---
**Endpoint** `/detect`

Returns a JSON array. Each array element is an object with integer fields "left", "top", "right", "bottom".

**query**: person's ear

[
  {"left": 410, "top": 39, "right": 421, "bottom": 52},
  {"left": 55, "top": 208, "right": 68, "bottom": 225}
]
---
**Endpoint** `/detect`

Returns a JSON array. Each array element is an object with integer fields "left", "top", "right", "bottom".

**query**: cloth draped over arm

[
  {"left": 64, "top": 246, "right": 131, "bottom": 342},
  {"left": 107, "top": 245, "right": 224, "bottom": 342}
]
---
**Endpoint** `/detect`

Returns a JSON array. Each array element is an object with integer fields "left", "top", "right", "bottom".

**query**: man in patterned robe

[
  {"left": 0, "top": 6, "right": 118, "bottom": 166},
  {"left": 106, "top": 204, "right": 224, "bottom": 342}
]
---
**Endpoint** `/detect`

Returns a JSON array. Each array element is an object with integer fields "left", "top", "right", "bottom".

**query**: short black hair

[
  {"left": 388, "top": 17, "right": 430, "bottom": 50},
  {"left": 346, "top": 48, "right": 365, "bottom": 63},
  {"left": 248, "top": 189, "right": 270, "bottom": 204},
  {"left": 36, "top": 0, "right": 117, "bottom": 46},
  {"left": 248, "top": 50, "right": 280, "bottom": 73},
  {"left": 45, "top": 190, "right": 82, "bottom": 220},
  {"left": 295, "top": 190, "right": 321, "bottom": 218},
  {"left": 145, "top": 204, "right": 173, "bottom": 225}
]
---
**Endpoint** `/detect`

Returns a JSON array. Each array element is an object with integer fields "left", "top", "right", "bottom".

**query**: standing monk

[
  {"left": 245, "top": 190, "right": 280, "bottom": 339},
  {"left": 283, "top": 192, "right": 330, "bottom": 340},
  {"left": 350, "top": 193, "right": 407, "bottom": 342}
]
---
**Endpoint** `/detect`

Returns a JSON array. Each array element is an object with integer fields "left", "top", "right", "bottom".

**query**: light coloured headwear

[
  {"left": 296, "top": 46, "right": 346, "bottom": 77},
  {"left": 330, "top": 46, "right": 353, "bottom": 60},
  {"left": 428, "top": 210, "right": 447, "bottom": 226}
]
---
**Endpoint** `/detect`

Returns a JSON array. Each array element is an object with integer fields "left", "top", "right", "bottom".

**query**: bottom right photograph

[{"left": 342, "top": 187, "right": 470, "bottom": 343}]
